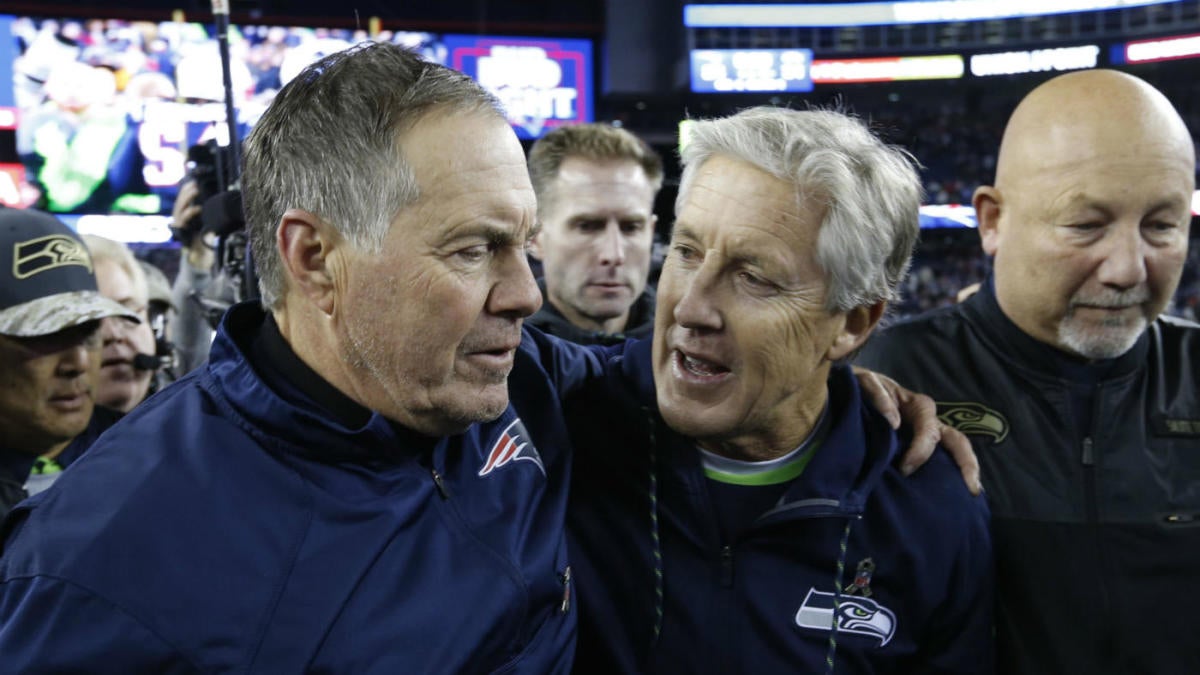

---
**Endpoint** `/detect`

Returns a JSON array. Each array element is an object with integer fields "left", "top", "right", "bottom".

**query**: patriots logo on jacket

[
  {"left": 795, "top": 588, "right": 896, "bottom": 646},
  {"left": 479, "top": 418, "right": 544, "bottom": 477}
]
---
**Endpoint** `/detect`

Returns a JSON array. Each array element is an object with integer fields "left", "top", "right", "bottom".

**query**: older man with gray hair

[
  {"left": 565, "top": 107, "right": 993, "bottom": 674},
  {"left": 0, "top": 42, "right": 576, "bottom": 673}
]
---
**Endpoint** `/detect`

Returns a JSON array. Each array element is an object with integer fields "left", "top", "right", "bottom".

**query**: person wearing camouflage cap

[{"left": 0, "top": 208, "right": 138, "bottom": 519}]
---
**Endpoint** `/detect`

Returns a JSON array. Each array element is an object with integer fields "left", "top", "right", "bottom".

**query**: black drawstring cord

[{"left": 644, "top": 406, "right": 665, "bottom": 645}]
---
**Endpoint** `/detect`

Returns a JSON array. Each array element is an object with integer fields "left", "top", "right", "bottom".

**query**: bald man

[{"left": 857, "top": 70, "right": 1199, "bottom": 674}]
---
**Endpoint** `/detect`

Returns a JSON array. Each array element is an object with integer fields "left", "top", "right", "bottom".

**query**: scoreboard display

[{"left": 689, "top": 49, "right": 814, "bottom": 93}]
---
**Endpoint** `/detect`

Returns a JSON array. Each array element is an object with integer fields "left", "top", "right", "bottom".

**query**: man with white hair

[
  {"left": 81, "top": 234, "right": 159, "bottom": 412},
  {"left": 565, "top": 107, "right": 993, "bottom": 674},
  {"left": 857, "top": 70, "right": 1200, "bottom": 674}
]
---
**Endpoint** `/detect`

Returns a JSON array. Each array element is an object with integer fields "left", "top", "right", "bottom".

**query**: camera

[{"left": 171, "top": 140, "right": 223, "bottom": 247}]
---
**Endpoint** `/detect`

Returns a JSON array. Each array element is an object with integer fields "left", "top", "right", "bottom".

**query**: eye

[
  {"left": 455, "top": 244, "right": 489, "bottom": 263},
  {"left": 737, "top": 270, "right": 773, "bottom": 289},
  {"left": 620, "top": 220, "right": 645, "bottom": 235},
  {"left": 575, "top": 220, "right": 605, "bottom": 233},
  {"left": 671, "top": 243, "right": 699, "bottom": 262},
  {"left": 1145, "top": 220, "right": 1178, "bottom": 233}
]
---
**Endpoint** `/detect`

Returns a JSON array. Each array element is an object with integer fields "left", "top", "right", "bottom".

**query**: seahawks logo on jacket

[
  {"left": 795, "top": 588, "right": 896, "bottom": 646},
  {"left": 479, "top": 418, "right": 545, "bottom": 477},
  {"left": 936, "top": 401, "right": 1009, "bottom": 443}
]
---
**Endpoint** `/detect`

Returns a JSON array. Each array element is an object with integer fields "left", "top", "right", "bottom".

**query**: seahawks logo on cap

[
  {"left": 13, "top": 235, "right": 92, "bottom": 279},
  {"left": 937, "top": 401, "right": 1009, "bottom": 443}
]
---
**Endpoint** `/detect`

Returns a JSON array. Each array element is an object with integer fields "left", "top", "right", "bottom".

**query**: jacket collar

[
  {"left": 205, "top": 302, "right": 439, "bottom": 465},
  {"left": 529, "top": 278, "right": 656, "bottom": 345},
  {"left": 620, "top": 338, "right": 896, "bottom": 517}
]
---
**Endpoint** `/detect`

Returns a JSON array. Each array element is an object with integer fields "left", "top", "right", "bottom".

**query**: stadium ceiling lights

[{"left": 684, "top": 0, "right": 1181, "bottom": 28}]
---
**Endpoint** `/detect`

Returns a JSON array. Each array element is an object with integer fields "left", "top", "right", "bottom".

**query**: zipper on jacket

[
  {"left": 431, "top": 469, "right": 450, "bottom": 499},
  {"left": 559, "top": 565, "right": 572, "bottom": 614},
  {"left": 1081, "top": 436, "right": 1098, "bottom": 522},
  {"left": 719, "top": 545, "right": 734, "bottom": 587}
]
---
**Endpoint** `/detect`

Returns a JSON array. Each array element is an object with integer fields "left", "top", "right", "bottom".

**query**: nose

[
  {"left": 596, "top": 221, "right": 626, "bottom": 267},
  {"left": 490, "top": 247, "right": 543, "bottom": 319},
  {"left": 670, "top": 258, "right": 723, "bottom": 332},
  {"left": 1095, "top": 224, "right": 1149, "bottom": 290},
  {"left": 100, "top": 316, "right": 138, "bottom": 343},
  {"left": 56, "top": 340, "right": 93, "bottom": 378}
]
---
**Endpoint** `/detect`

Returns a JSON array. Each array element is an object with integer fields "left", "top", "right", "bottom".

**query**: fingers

[
  {"left": 172, "top": 181, "right": 201, "bottom": 224},
  {"left": 939, "top": 425, "right": 982, "bottom": 496},
  {"left": 852, "top": 366, "right": 901, "bottom": 429},
  {"left": 897, "top": 391, "right": 938, "bottom": 475},
  {"left": 852, "top": 366, "right": 983, "bottom": 495}
]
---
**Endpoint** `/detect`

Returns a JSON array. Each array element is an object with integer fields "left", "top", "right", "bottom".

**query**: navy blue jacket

[
  {"left": 0, "top": 303, "right": 595, "bottom": 674},
  {"left": 565, "top": 340, "right": 994, "bottom": 674}
]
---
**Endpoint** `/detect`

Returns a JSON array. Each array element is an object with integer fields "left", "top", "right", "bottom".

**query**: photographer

[
  {"left": 168, "top": 138, "right": 251, "bottom": 374},
  {"left": 169, "top": 179, "right": 218, "bottom": 374}
]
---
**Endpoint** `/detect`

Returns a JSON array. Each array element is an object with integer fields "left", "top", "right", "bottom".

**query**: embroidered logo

[
  {"left": 937, "top": 401, "right": 1009, "bottom": 443},
  {"left": 795, "top": 588, "right": 897, "bottom": 647},
  {"left": 479, "top": 418, "right": 544, "bottom": 477},
  {"left": 14, "top": 235, "right": 92, "bottom": 279},
  {"left": 843, "top": 558, "right": 876, "bottom": 597}
]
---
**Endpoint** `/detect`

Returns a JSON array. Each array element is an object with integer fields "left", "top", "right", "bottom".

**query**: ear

[
  {"left": 276, "top": 208, "right": 343, "bottom": 316},
  {"left": 973, "top": 185, "right": 1003, "bottom": 257},
  {"left": 826, "top": 301, "right": 885, "bottom": 361}
]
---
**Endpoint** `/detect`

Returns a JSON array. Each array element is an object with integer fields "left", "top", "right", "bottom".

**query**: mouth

[
  {"left": 464, "top": 343, "right": 521, "bottom": 370},
  {"left": 586, "top": 281, "right": 629, "bottom": 293},
  {"left": 49, "top": 390, "right": 90, "bottom": 412},
  {"left": 1073, "top": 303, "right": 1143, "bottom": 318},
  {"left": 672, "top": 348, "right": 732, "bottom": 384}
]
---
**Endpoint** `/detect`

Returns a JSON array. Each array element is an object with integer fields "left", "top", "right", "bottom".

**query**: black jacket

[
  {"left": 528, "top": 279, "right": 655, "bottom": 346},
  {"left": 856, "top": 283, "right": 1200, "bottom": 675}
]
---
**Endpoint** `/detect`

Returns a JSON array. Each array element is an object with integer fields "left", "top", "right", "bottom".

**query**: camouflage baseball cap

[{"left": 0, "top": 208, "right": 140, "bottom": 337}]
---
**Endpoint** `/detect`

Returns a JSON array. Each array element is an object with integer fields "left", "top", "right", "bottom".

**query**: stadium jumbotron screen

[{"left": 0, "top": 15, "right": 593, "bottom": 243}]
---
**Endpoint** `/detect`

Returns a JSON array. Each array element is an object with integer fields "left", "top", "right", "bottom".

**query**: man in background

[
  {"left": 0, "top": 209, "right": 137, "bottom": 518},
  {"left": 857, "top": 69, "right": 1200, "bottom": 674},
  {"left": 527, "top": 123, "right": 662, "bottom": 344}
]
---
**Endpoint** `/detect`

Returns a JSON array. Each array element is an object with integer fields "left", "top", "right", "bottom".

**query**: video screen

[
  {"left": 1, "top": 15, "right": 593, "bottom": 232},
  {"left": 445, "top": 34, "right": 593, "bottom": 140}
]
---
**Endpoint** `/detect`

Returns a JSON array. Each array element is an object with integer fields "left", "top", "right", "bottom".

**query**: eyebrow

[
  {"left": 670, "top": 223, "right": 780, "bottom": 270},
  {"left": 670, "top": 222, "right": 698, "bottom": 243},
  {"left": 445, "top": 220, "right": 532, "bottom": 248},
  {"left": 569, "top": 212, "right": 648, "bottom": 222},
  {"left": 1058, "top": 193, "right": 1189, "bottom": 217}
]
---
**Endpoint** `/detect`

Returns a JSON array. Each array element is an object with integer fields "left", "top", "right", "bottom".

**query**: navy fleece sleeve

[{"left": 0, "top": 575, "right": 198, "bottom": 674}]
